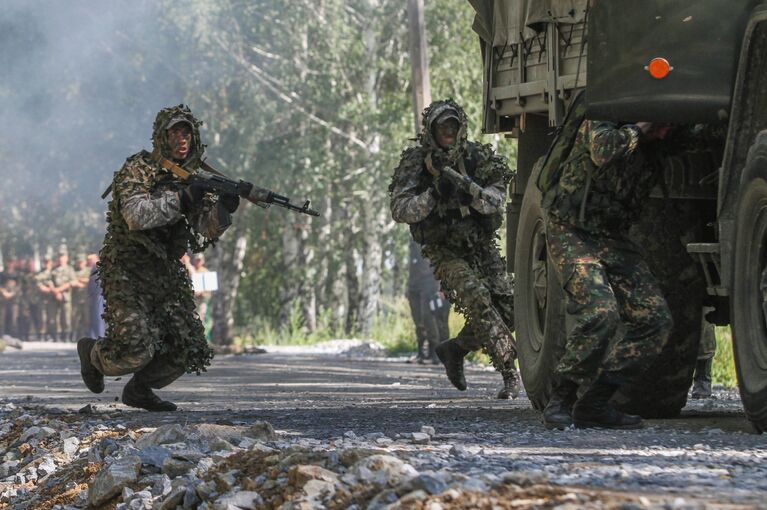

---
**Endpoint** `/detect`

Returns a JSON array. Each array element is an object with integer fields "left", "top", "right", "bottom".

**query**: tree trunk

[
  {"left": 278, "top": 219, "right": 301, "bottom": 326},
  {"left": 357, "top": 201, "right": 386, "bottom": 334},
  {"left": 355, "top": 2, "right": 384, "bottom": 335},
  {"left": 210, "top": 222, "right": 248, "bottom": 347}
]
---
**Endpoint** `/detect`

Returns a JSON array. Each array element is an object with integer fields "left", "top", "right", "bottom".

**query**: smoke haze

[{"left": 0, "top": 0, "right": 189, "bottom": 255}]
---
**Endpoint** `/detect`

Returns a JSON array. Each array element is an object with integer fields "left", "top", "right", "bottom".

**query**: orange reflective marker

[{"left": 646, "top": 57, "right": 673, "bottom": 79}]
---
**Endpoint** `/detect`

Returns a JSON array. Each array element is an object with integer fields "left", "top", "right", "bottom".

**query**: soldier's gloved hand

[
  {"left": 457, "top": 190, "right": 473, "bottom": 206},
  {"left": 218, "top": 193, "right": 240, "bottom": 213},
  {"left": 434, "top": 176, "right": 457, "bottom": 199},
  {"left": 179, "top": 183, "right": 206, "bottom": 214}
]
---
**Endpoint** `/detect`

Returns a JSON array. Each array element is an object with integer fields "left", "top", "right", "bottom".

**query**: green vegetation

[
  {"left": 713, "top": 327, "right": 738, "bottom": 389},
  {"left": 235, "top": 297, "right": 419, "bottom": 354}
]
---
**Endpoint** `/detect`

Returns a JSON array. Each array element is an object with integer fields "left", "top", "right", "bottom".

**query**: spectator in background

[
  {"left": 190, "top": 253, "right": 212, "bottom": 337},
  {"left": 36, "top": 256, "right": 55, "bottom": 341},
  {"left": 406, "top": 241, "right": 442, "bottom": 364},
  {"left": 50, "top": 247, "right": 76, "bottom": 342},
  {"left": 70, "top": 255, "right": 91, "bottom": 341},
  {"left": 0, "top": 262, "right": 21, "bottom": 339},
  {"left": 86, "top": 254, "right": 105, "bottom": 339}
]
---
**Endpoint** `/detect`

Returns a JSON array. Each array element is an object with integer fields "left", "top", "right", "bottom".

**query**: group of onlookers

[{"left": 0, "top": 248, "right": 104, "bottom": 342}]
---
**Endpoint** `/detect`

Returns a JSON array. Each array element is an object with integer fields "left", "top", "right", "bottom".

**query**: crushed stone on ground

[{"left": 1, "top": 342, "right": 765, "bottom": 509}]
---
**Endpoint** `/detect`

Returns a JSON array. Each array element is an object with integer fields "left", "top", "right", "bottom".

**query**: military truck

[{"left": 469, "top": 0, "right": 767, "bottom": 432}]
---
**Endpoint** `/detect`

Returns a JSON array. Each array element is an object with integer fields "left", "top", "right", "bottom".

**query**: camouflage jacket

[
  {"left": 543, "top": 120, "right": 658, "bottom": 235},
  {"left": 34, "top": 268, "right": 54, "bottom": 303},
  {"left": 50, "top": 264, "right": 76, "bottom": 303},
  {"left": 390, "top": 142, "right": 510, "bottom": 249},
  {"left": 100, "top": 152, "right": 230, "bottom": 268}
]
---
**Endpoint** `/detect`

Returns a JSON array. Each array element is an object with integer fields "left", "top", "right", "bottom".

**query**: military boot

[
  {"left": 572, "top": 378, "right": 643, "bottom": 429},
  {"left": 427, "top": 340, "right": 440, "bottom": 365},
  {"left": 435, "top": 339, "right": 469, "bottom": 391},
  {"left": 77, "top": 338, "right": 104, "bottom": 394},
  {"left": 122, "top": 377, "right": 178, "bottom": 412},
  {"left": 542, "top": 380, "right": 578, "bottom": 430},
  {"left": 416, "top": 336, "right": 427, "bottom": 365},
  {"left": 691, "top": 358, "right": 713, "bottom": 399},
  {"left": 497, "top": 367, "right": 520, "bottom": 399}
]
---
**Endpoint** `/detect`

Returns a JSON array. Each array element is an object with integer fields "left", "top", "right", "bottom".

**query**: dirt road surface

[{"left": 1, "top": 342, "right": 766, "bottom": 509}]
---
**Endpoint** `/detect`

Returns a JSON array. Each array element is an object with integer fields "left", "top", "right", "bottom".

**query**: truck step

[{"left": 686, "top": 243, "right": 727, "bottom": 297}]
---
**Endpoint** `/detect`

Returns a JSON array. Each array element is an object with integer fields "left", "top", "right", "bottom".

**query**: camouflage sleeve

[
  {"left": 389, "top": 148, "right": 436, "bottom": 224},
  {"left": 586, "top": 121, "right": 641, "bottom": 167},
  {"left": 191, "top": 201, "right": 232, "bottom": 241},
  {"left": 116, "top": 159, "right": 184, "bottom": 231},
  {"left": 470, "top": 178, "right": 505, "bottom": 215},
  {"left": 471, "top": 149, "right": 511, "bottom": 215}
]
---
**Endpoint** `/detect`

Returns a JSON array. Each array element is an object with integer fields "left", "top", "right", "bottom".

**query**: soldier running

[{"left": 390, "top": 99, "right": 519, "bottom": 399}]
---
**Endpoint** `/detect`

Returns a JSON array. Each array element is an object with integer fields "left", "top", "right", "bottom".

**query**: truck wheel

[
  {"left": 731, "top": 130, "right": 767, "bottom": 434},
  {"left": 513, "top": 161, "right": 567, "bottom": 412},
  {"left": 613, "top": 199, "right": 706, "bottom": 418}
]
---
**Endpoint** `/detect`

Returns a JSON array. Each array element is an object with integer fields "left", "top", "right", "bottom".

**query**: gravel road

[{"left": 1, "top": 341, "right": 765, "bottom": 509}]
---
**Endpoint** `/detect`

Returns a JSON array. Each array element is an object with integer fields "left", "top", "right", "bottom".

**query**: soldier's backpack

[{"left": 535, "top": 90, "right": 588, "bottom": 193}]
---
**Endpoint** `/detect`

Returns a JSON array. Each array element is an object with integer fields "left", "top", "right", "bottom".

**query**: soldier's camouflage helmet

[
  {"left": 152, "top": 104, "right": 205, "bottom": 170},
  {"left": 420, "top": 99, "right": 468, "bottom": 154}
]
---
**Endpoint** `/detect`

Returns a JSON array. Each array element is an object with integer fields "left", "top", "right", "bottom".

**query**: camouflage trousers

[
  {"left": 90, "top": 262, "right": 210, "bottom": 390},
  {"left": 46, "top": 299, "right": 71, "bottom": 341},
  {"left": 407, "top": 287, "right": 445, "bottom": 357},
  {"left": 546, "top": 219, "right": 673, "bottom": 387},
  {"left": 698, "top": 309, "right": 717, "bottom": 361},
  {"left": 422, "top": 242, "right": 516, "bottom": 371},
  {"left": 71, "top": 296, "right": 89, "bottom": 340}
]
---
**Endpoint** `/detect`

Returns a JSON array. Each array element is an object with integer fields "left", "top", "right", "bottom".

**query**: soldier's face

[
  {"left": 167, "top": 124, "right": 193, "bottom": 161},
  {"left": 434, "top": 119, "right": 459, "bottom": 149}
]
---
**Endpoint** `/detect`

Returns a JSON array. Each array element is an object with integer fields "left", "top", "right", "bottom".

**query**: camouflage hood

[
  {"left": 420, "top": 99, "right": 469, "bottom": 161},
  {"left": 151, "top": 104, "right": 205, "bottom": 170}
]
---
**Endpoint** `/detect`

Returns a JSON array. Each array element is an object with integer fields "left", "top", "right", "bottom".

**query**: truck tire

[
  {"left": 731, "top": 130, "right": 767, "bottom": 434},
  {"left": 613, "top": 198, "right": 706, "bottom": 418},
  {"left": 513, "top": 162, "right": 567, "bottom": 412}
]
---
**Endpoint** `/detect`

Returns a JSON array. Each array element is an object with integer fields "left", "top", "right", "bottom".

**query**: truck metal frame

[{"left": 470, "top": 0, "right": 767, "bottom": 431}]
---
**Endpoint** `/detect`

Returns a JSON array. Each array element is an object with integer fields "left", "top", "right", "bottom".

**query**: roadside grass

[
  {"left": 233, "top": 298, "right": 739, "bottom": 390},
  {"left": 235, "top": 297, "right": 419, "bottom": 353},
  {"left": 713, "top": 327, "right": 738, "bottom": 389}
]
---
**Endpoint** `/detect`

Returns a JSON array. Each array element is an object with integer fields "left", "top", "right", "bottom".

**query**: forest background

[
  {"left": 0, "top": 0, "right": 735, "bottom": 385},
  {"left": 0, "top": 0, "right": 513, "bottom": 346}
]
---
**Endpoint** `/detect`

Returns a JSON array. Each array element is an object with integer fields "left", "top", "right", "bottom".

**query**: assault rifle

[
  {"left": 440, "top": 166, "right": 501, "bottom": 209},
  {"left": 102, "top": 152, "right": 320, "bottom": 217}
]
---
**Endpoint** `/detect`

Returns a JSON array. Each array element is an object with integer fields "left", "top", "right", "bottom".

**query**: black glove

[
  {"left": 434, "top": 176, "right": 457, "bottom": 199},
  {"left": 179, "top": 182, "right": 206, "bottom": 214},
  {"left": 218, "top": 193, "right": 240, "bottom": 213},
  {"left": 457, "top": 190, "right": 473, "bottom": 206}
]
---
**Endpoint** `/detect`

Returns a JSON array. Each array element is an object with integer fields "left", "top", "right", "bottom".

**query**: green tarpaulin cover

[{"left": 469, "top": 0, "right": 588, "bottom": 46}]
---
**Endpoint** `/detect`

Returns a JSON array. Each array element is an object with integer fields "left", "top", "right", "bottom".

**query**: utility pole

[
  {"left": 406, "top": 0, "right": 445, "bottom": 363},
  {"left": 407, "top": 0, "right": 431, "bottom": 136}
]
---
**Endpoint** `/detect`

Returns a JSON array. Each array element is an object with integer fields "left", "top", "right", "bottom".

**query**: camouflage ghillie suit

[
  {"left": 544, "top": 120, "right": 674, "bottom": 391},
  {"left": 390, "top": 100, "right": 517, "bottom": 389},
  {"left": 88, "top": 105, "right": 230, "bottom": 392}
]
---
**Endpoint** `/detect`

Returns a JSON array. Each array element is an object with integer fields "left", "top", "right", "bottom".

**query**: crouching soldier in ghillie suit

[
  {"left": 390, "top": 99, "right": 519, "bottom": 399},
  {"left": 77, "top": 105, "right": 240, "bottom": 411},
  {"left": 541, "top": 120, "right": 674, "bottom": 430}
]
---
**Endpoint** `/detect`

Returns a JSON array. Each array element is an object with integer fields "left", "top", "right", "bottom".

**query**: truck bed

[{"left": 470, "top": 0, "right": 756, "bottom": 133}]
